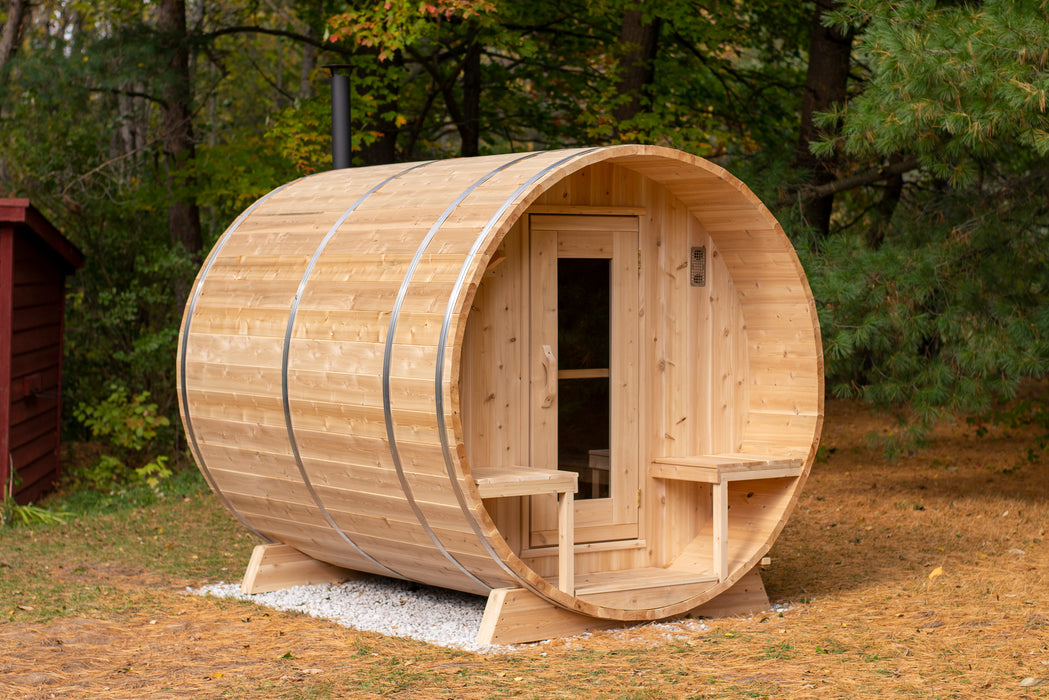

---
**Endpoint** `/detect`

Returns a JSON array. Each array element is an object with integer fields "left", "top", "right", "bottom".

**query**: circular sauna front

[{"left": 177, "top": 145, "right": 823, "bottom": 621}]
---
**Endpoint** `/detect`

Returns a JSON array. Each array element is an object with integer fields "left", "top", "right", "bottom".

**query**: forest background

[{"left": 1, "top": 0, "right": 1048, "bottom": 489}]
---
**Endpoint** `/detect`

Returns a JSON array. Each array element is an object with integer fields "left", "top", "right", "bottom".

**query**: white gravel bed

[
  {"left": 193, "top": 575, "right": 715, "bottom": 653},
  {"left": 195, "top": 576, "right": 494, "bottom": 651}
]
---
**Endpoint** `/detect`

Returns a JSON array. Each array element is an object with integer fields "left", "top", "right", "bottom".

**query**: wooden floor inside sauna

[{"left": 532, "top": 564, "right": 724, "bottom": 611}]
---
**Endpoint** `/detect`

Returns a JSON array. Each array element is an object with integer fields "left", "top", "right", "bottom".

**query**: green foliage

[
  {"left": 1, "top": 501, "right": 73, "bottom": 527},
  {"left": 135, "top": 456, "right": 173, "bottom": 491},
  {"left": 2, "top": 470, "right": 71, "bottom": 527},
  {"left": 801, "top": 195, "right": 1049, "bottom": 443},
  {"left": 313, "top": 0, "right": 811, "bottom": 161},
  {"left": 54, "top": 465, "right": 209, "bottom": 515},
  {"left": 0, "top": 1, "right": 309, "bottom": 443},
  {"left": 265, "top": 56, "right": 409, "bottom": 172},
  {"left": 63, "top": 243, "right": 196, "bottom": 427},
  {"left": 75, "top": 388, "right": 170, "bottom": 453},
  {"left": 781, "top": 1, "right": 1049, "bottom": 447},
  {"left": 266, "top": 96, "right": 334, "bottom": 174},
  {"left": 71, "top": 388, "right": 172, "bottom": 492},
  {"left": 328, "top": 0, "right": 497, "bottom": 60},
  {"left": 821, "top": 1, "right": 1049, "bottom": 174},
  {"left": 194, "top": 137, "right": 289, "bottom": 215},
  {"left": 1, "top": 0, "right": 1047, "bottom": 467}
]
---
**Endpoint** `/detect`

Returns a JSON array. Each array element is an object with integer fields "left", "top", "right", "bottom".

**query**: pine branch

[{"left": 786, "top": 156, "right": 920, "bottom": 204}]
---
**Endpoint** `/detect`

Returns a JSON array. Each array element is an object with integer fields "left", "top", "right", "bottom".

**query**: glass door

[{"left": 529, "top": 214, "right": 640, "bottom": 546}]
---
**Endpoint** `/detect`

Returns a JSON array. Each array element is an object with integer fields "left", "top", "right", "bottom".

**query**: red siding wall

[
  {"left": 0, "top": 230, "right": 11, "bottom": 501},
  {"left": 8, "top": 235, "right": 66, "bottom": 502},
  {"left": 0, "top": 200, "right": 82, "bottom": 505}
]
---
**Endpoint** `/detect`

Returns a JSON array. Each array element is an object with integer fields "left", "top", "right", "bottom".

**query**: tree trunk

[
  {"left": 296, "top": 0, "right": 323, "bottom": 99},
  {"left": 0, "top": 0, "right": 31, "bottom": 70},
  {"left": 612, "top": 9, "right": 660, "bottom": 130},
  {"left": 299, "top": 29, "right": 317, "bottom": 99},
  {"left": 459, "top": 40, "right": 481, "bottom": 157},
  {"left": 867, "top": 167, "right": 905, "bottom": 249},
  {"left": 358, "top": 125, "right": 398, "bottom": 165},
  {"left": 357, "top": 47, "right": 399, "bottom": 166},
  {"left": 157, "top": 0, "right": 203, "bottom": 261},
  {"left": 796, "top": 0, "right": 853, "bottom": 237},
  {"left": 430, "top": 34, "right": 482, "bottom": 158}
]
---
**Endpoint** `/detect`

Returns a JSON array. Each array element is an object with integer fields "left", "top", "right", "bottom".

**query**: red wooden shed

[{"left": 0, "top": 199, "right": 84, "bottom": 504}]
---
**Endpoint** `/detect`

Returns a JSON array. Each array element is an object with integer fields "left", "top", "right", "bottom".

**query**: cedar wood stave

[{"left": 177, "top": 145, "right": 823, "bottom": 620}]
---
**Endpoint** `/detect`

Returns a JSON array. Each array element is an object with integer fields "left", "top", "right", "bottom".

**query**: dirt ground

[{"left": 1, "top": 399, "right": 1047, "bottom": 698}]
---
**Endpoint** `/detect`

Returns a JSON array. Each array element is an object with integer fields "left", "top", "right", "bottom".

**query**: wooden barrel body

[{"left": 177, "top": 145, "right": 823, "bottom": 621}]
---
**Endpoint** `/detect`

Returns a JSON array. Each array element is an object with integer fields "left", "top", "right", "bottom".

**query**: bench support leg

[
  {"left": 557, "top": 490, "right": 574, "bottom": 594},
  {"left": 713, "top": 480, "right": 729, "bottom": 581}
]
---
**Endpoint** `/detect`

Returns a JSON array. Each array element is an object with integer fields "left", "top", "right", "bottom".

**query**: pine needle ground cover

[{"left": 1, "top": 400, "right": 1047, "bottom": 699}]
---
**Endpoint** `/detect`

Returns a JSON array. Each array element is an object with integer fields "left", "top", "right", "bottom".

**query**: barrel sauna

[{"left": 177, "top": 145, "right": 823, "bottom": 642}]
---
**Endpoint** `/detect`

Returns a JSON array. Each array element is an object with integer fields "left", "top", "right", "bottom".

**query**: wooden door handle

[{"left": 541, "top": 344, "right": 557, "bottom": 408}]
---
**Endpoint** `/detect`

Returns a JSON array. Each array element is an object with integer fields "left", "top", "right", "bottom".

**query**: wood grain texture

[
  {"left": 178, "top": 145, "right": 822, "bottom": 623},
  {"left": 241, "top": 543, "right": 362, "bottom": 594}
]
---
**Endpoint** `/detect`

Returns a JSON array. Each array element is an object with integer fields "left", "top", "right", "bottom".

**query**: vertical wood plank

[
  {"left": 707, "top": 242, "right": 742, "bottom": 454},
  {"left": 610, "top": 222, "right": 640, "bottom": 528},
  {"left": 528, "top": 221, "right": 559, "bottom": 545},
  {"left": 713, "top": 480, "right": 729, "bottom": 580},
  {"left": 638, "top": 173, "right": 666, "bottom": 567},
  {"left": 589, "top": 162, "right": 614, "bottom": 205},
  {"left": 557, "top": 490, "right": 574, "bottom": 594},
  {"left": 664, "top": 199, "right": 688, "bottom": 453},
  {"left": 0, "top": 228, "right": 12, "bottom": 500},
  {"left": 462, "top": 222, "right": 528, "bottom": 552}
]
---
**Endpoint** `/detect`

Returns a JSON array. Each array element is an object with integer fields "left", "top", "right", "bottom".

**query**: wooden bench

[
  {"left": 649, "top": 454, "right": 804, "bottom": 581},
  {"left": 473, "top": 467, "right": 579, "bottom": 594}
]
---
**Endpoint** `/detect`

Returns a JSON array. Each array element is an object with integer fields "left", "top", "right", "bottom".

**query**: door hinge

[{"left": 638, "top": 488, "right": 642, "bottom": 509}]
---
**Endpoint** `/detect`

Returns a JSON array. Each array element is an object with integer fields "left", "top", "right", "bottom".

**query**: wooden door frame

[{"left": 527, "top": 214, "right": 640, "bottom": 546}]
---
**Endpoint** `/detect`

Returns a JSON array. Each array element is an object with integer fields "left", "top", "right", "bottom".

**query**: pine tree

[{"left": 800, "top": 0, "right": 1049, "bottom": 447}]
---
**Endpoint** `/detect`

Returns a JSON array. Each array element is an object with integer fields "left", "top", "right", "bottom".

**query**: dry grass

[{"left": 1, "top": 399, "right": 1047, "bottom": 698}]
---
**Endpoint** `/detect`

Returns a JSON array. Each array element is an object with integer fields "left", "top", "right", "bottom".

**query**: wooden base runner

[
  {"left": 239, "top": 545, "right": 771, "bottom": 645},
  {"left": 476, "top": 564, "right": 771, "bottom": 646},
  {"left": 241, "top": 543, "right": 362, "bottom": 594},
  {"left": 684, "top": 564, "right": 770, "bottom": 620}
]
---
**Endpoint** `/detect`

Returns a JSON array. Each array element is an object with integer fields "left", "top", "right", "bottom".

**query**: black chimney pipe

[{"left": 326, "top": 64, "right": 352, "bottom": 170}]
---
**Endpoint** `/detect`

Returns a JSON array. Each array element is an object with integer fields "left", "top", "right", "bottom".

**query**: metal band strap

[
  {"left": 179, "top": 179, "right": 301, "bottom": 543},
  {"left": 435, "top": 148, "right": 603, "bottom": 591},
  {"left": 282, "top": 162, "right": 435, "bottom": 580},
  {"left": 384, "top": 152, "right": 544, "bottom": 591}
]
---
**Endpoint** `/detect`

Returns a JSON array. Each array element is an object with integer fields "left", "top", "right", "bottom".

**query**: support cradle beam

[
  {"left": 241, "top": 543, "right": 362, "bottom": 594},
  {"left": 238, "top": 545, "right": 772, "bottom": 647},
  {"left": 476, "top": 564, "right": 771, "bottom": 646}
]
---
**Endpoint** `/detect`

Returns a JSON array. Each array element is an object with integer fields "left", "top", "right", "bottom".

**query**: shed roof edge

[{"left": 0, "top": 198, "right": 85, "bottom": 272}]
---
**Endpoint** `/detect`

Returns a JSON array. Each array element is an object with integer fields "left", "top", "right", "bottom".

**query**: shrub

[{"left": 70, "top": 387, "right": 172, "bottom": 492}]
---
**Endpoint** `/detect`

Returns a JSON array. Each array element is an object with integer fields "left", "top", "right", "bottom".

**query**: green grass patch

[{"left": 0, "top": 466, "right": 254, "bottom": 624}]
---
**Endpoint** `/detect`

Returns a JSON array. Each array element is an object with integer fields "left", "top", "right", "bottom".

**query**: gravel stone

[
  {"left": 195, "top": 575, "right": 496, "bottom": 651},
  {"left": 194, "top": 575, "right": 713, "bottom": 652}
]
